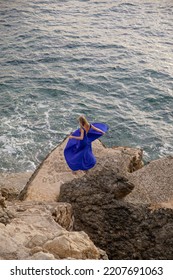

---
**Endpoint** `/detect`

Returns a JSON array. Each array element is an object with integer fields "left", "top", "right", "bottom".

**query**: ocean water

[{"left": 0, "top": 0, "right": 173, "bottom": 172}]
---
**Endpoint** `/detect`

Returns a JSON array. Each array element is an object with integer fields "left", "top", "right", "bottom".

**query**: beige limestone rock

[
  {"left": 0, "top": 201, "right": 104, "bottom": 260},
  {"left": 0, "top": 172, "right": 32, "bottom": 200},
  {"left": 52, "top": 203, "right": 74, "bottom": 230},
  {"left": 0, "top": 204, "right": 15, "bottom": 225},
  {"left": 0, "top": 192, "right": 6, "bottom": 208},
  {"left": 19, "top": 138, "right": 84, "bottom": 202},
  {"left": 111, "top": 146, "right": 144, "bottom": 172},
  {"left": 7, "top": 201, "right": 74, "bottom": 231},
  {"left": 43, "top": 231, "right": 100, "bottom": 259},
  {"left": 156, "top": 199, "right": 173, "bottom": 209},
  {"left": 126, "top": 156, "right": 173, "bottom": 206},
  {"left": 26, "top": 252, "right": 56, "bottom": 260},
  {"left": 19, "top": 139, "right": 143, "bottom": 202}
]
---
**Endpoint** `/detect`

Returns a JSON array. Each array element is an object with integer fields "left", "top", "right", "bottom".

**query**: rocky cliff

[
  {"left": 1, "top": 138, "right": 173, "bottom": 259},
  {"left": 59, "top": 165, "right": 173, "bottom": 259}
]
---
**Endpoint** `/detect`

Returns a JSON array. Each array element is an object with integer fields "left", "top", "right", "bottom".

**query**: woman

[{"left": 64, "top": 115, "right": 109, "bottom": 173}]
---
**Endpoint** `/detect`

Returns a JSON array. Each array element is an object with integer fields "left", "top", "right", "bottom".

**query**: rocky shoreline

[{"left": 1, "top": 138, "right": 173, "bottom": 259}]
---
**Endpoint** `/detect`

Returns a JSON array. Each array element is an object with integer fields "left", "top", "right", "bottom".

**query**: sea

[{"left": 0, "top": 0, "right": 173, "bottom": 172}]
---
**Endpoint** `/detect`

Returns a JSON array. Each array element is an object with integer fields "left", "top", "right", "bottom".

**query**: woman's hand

[
  {"left": 68, "top": 132, "right": 73, "bottom": 139},
  {"left": 91, "top": 124, "right": 105, "bottom": 134},
  {"left": 68, "top": 129, "right": 84, "bottom": 140},
  {"left": 101, "top": 131, "right": 105, "bottom": 134}
]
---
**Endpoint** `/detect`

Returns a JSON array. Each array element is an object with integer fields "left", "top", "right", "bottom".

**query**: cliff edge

[{"left": 1, "top": 138, "right": 173, "bottom": 259}]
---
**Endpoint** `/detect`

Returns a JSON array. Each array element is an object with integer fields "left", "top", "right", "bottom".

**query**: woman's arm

[
  {"left": 91, "top": 124, "right": 105, "bottom": 134},
  {"left": 69, "top": 128, "right": 84, "bottom": 140}
]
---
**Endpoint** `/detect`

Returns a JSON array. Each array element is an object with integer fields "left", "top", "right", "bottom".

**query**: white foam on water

[
  {"left": 159, "top": 142, "right": 173, "bottom": 158},
  {"left": 0, "top": 0, "right": 173, "bottom": 172}
]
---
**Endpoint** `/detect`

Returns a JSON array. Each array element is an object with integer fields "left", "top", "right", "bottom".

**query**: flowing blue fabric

[{"left": 64, "top": 123, "right": 109, "bottom": 171}]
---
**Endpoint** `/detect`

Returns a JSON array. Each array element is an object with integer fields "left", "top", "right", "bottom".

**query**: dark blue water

[{"left": 0, "top": 0, "right": 173, "bottom": 172}]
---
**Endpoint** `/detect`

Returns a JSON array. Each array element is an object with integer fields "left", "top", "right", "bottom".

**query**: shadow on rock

[{"left": 59, "top": 165, "right": 173, "bottom": 259}]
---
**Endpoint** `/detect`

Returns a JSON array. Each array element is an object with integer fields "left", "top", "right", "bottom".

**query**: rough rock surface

[
  {"left": 2, "top": 137, "right": 173, "bottom": 260},
  {"left": 26, "top": 252, "right": 56, "bottom": 260},
  {"left": 0, "top": 192, "right": 6, "bottom": 209},
  {"left": 0, "top": 172, "right": 32, "bottom": 200},
  {"left": 59, "top": 167, "right": 173, "bottom": 259},
  {"left": 0, "top": 205, "right": 15, "bottom": 225},
  {"left": 126, "top": 156, "right": 173, "bottom": 207},
  {"left": 19, "top": 139, "right": 86, "bottom": 201},
  {"left": 59, "top": 165, "right": 135, "bottom": 203},
  {"left": 0, "top": 201, "right": 105, "bottom": 260},
  {"left": 19, "top": 139, "right": 143, "bottom": 202}
]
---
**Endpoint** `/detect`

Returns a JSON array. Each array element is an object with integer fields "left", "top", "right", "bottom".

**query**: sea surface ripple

[{"left": 0, "top": 0, "right": 173, "bottom": 172}]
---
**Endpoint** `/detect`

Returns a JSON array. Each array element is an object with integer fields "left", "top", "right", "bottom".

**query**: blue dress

[{"left": 64, "top": 123, "right": 109, "bottom": 171}]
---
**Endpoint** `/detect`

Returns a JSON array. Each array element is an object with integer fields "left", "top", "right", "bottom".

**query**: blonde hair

[{"left": 78, "top": 115, "right": 89, "bottom": 127}]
